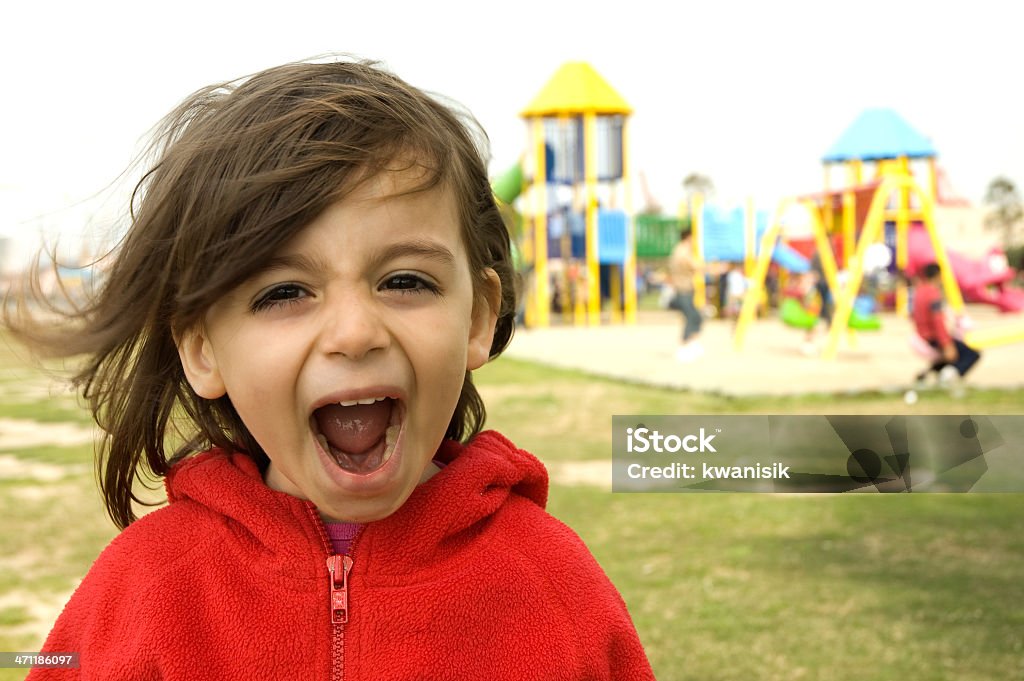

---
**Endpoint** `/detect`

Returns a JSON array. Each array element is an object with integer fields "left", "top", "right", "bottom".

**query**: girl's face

[{"left": 178, "top": 166, "right": 499, "bottom": 523}]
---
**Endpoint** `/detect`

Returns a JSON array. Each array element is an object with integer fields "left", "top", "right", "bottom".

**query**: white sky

[{"left": 1, "top": 0, "right": 1020, "bottom": 265}]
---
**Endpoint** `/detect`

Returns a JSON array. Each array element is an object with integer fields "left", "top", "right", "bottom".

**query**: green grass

[
  {"left": 1, "top": 347, "right": 1022, "bottom": 680},
  {"left": 0, "top": 608, "right": 30, "bottom": 628},
  {"left": 550, "top": 489, "right": 1023, "bottom": 680},
  {"left": 475, "top": 357, "right": 1024, "bottom": 680},
  {"left": 0, "top": 399, "right": 94, "bottom": 426}
]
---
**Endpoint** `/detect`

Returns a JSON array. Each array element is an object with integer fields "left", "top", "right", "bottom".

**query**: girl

[{"left": 9, "top": 59, "right": 655, "bottom": 680}]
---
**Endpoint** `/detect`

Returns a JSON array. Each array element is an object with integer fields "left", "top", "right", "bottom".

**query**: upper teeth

[{"left": 338, "top": 397, "right": 387, "bottom": 407}]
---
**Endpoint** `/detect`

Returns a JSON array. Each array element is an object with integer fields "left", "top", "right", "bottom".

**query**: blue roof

[{"left": 822, "top": 108, "right": 936, "bottom": 163}]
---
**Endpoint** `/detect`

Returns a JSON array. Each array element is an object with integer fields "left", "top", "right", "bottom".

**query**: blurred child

[
  {"left": 668, "top": 229, "right": 704, "bottom": 361},
  {"left": 7, "top": 58, "right": 654, "bottom": 680},
  {"left": 801, "top": 252, "right": 833, "bottom": 355},
  {"left": 912, "top": 262, "right": 981, "bottom": 390},
  {"left": 723, "top": 262, "right": 747, "bottom": 319}
]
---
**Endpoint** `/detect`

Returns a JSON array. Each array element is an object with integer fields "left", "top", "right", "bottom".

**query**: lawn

[
  {"left": 477, "top": 359, "right": 1023, "bottom": 680},
  {"left": 0, "top": 339, "right": 1021, "bottom": 680}
]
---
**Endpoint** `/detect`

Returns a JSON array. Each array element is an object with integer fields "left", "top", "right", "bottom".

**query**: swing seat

[
  {"left": 780, "top": 298, "right": 817, "bottom": 329},
  {"left": 849, "top": 310, "right": 882, "bottom": 331}
]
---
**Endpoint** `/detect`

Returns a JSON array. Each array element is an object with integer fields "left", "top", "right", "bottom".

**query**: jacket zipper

[
  {"left": 327, "top": 554, "right": 353, "bottom": 681},
  {"left": 307, "top": 502, "right": 363, "bottom": 681}
]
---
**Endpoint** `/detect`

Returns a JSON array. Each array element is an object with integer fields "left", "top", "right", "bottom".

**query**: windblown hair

[{"left": 4, "top": 58, "right": 517, "bottom": 529}]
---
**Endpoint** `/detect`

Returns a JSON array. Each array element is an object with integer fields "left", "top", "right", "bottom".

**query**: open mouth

[{"left": 311, "top": 397, "right": 402, "bottom": 475}]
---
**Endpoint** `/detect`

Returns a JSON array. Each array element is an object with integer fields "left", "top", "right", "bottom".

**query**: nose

[{"left": 317, "top": 290, "right": 389, "bottom": 360}]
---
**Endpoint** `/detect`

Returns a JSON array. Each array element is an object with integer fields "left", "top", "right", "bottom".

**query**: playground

[
  {"left": 504, "top": 303, "right": 1024, "bottom": 396},
  {"left": 498, "top": 64, "right": 1024, "bottom": 389}
]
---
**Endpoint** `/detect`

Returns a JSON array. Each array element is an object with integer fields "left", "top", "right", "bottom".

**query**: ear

[
  {"left": 176, "top": 323, "right": 227, "bottom": 399},
  {"left": 466, "top": 268, "right": 501, "bottom": 371}
]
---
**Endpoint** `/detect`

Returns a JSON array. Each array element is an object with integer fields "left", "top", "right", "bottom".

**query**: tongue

[{"left": 314, "top": 400, "right": 391, "bottom": 455}]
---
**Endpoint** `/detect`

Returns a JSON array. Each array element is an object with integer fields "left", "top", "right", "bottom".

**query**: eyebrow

[
  {"left": 257, "top": 238, "right": 457, "bottom": 277},
  {"left": 258, "top": 253, "right": 331, "bottom": 277},
  {"left": 368, "top": 239, "right": 457, "bottom": 272}
]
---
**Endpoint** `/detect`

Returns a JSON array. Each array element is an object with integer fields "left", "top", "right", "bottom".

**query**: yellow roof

[{"left": 520, "top": 62, "right": 632, "bottom": 117}]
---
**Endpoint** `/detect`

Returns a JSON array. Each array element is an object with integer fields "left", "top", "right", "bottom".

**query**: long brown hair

[{"left": 4, "top": 58, "right": 517, "bottom": 529}]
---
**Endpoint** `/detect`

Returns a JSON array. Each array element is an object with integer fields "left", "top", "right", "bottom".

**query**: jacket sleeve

[
  {"left": 530, "top": 514, "right": 657, "bottom": 680},
  {"left": 27, "top": 532, "right": 163, "bottom": 680},
  {"left": 563, "top": 551, "right": 657, "bottom": 680}
]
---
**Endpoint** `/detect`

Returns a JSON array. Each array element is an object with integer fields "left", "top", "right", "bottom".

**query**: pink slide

[{"left": 906, "top": 224, "right": 1024, "bottom": 313}]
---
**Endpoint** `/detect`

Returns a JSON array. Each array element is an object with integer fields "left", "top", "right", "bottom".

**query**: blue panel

[
  {"left": 597, "top": 209, "right": 628, "bottom": 264},
  {"left": 701, "top": 206, "right": 746, "bottom": 261},
  {"left": 698, "top": 205, "right": 809, "bottom": 271}
]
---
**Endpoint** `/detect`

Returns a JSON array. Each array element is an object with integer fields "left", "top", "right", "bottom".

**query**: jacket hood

[{"left": 166, "top": 431, "right": 549, "bottom": 577}]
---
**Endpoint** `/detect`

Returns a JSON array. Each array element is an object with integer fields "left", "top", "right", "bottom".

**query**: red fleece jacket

[{"left": 31, "top": 431, "right": 655, "bottom": 680}]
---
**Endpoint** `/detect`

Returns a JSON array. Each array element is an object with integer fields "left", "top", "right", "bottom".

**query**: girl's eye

[
  {"left": 251, "top": 284, "right": 308, "bottom": 312},
  {"left": 382, "top": 274, "right": 440, "bottom": 295}
]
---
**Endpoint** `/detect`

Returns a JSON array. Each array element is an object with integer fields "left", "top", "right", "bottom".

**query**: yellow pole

[
  {"left": 808, "top": 200, "right": 839, "bottom": 292},
  {"left": 823, "top": 164, "right": 834, "bottom": 235},
  {"left": 918, "top": 186, "right": 964, "bottom": 312},
  {"left": 845, "top": 160, "right": 863, "bottom": 269},
  {"left": 583, "top": 111, "right": 600, "bottom": 326},
  {"left": 622, "top": 116, "right": 637, "bottom": 324},
  {"left": 573, "top": 265, "right": 586, "bottom": 325},
  {"left": 557, "top": 113, "right": 573, "bottom": 323},
  {"left": 531, "top": 117, "right": 550, "bottom": 328},
  {"left": 896, "top": 155, "right": 910, "bottom": 315},
  {"left": 692, "top": 192, "right": 706, "bottom": 309},
  {"left": 927, "top": 157, "right": 938, "bottom": 202},
  {"left": 822, "top": 188, "right": 888, "bottom": 360},
  {"left": 561, "top": 235, "right": 571, "bottom": 324},
  {"left": 523, "top": 229, "right": 535, "bottom": 328},
  {"left": 842, "top": 190, "right": 855, "bottom": 269},
  {"left": 745, "top": 196, "right": 756, "bottom": 276},
  {"left": 734, "top": 200, "right": 788, "bottom": 350},
  {"left": 558, "top": 115, "right": 575, "bottom": 326}
]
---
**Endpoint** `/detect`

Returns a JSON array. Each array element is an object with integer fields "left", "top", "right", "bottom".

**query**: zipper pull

[{"left": 327, "top": 555, "right": 353, "bottom": 624}]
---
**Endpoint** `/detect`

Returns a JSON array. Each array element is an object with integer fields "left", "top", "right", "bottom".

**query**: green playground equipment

[
  {"left": 635, "top": 214, "right": 685, "bottom": 258},
  {"left": 493, "top": 163, "right": 524, "bottom": 205},
  {"left": 780, "top": 298, "right": 881, "bottom": 331}
]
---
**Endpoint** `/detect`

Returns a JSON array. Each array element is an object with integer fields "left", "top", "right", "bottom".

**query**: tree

[{"left": 983, "top": 176, "right": 1023, "bottom": 249}]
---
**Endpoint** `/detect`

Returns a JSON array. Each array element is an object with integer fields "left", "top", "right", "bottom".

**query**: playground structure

[
  {"left": 497, "top": 77, "right": 1024, "bottom": 347},
  {"left": 677, "top": 195, "right": 811, "bottom": 313},
  {"left": 732, "top": 108, "right": 1008, "bottom": 359},
  {"left": 514, "top": 62, "right": 636, "bottom": 327}
]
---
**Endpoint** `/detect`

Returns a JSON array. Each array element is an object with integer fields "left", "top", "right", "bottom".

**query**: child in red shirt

[
  {"left": 7, "top": 58, "right": 655, "bottom": 680},
  {"left": 912, "top": 262, "right": 981, "bottom": 385}
]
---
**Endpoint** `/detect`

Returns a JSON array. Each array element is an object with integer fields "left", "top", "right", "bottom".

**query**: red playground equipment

[{"left": 907, "top": 224, "right": 1024, "bottom": 313}]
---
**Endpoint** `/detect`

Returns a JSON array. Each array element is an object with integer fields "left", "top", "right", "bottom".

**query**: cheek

[{"left": 214, "top": 331, "right": 298, "bottom": 404}]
